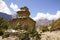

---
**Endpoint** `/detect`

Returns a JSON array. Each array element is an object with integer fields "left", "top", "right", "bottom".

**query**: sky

[{"left": 0, "top": 0, "right": 60, "bottom": 20}]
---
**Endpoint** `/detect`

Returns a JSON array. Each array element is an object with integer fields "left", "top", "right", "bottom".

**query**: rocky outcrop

[{"left": 9, "top": 6, "right": 36, "bottom": 32}]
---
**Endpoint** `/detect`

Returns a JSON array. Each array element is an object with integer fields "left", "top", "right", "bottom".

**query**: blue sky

[{"left": 1, "top": 0, "right": 60, "bottom": 20}]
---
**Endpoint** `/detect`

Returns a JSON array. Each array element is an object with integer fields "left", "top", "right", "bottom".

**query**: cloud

[
  {"left": 10, "top": 3, "right": 20, "bottom": 11},
  {"left": 0, "top": 0, "right": 12, "bottom": 15},
  {"left": 33, "top": 11, "right": 60, "bottom": 20}
]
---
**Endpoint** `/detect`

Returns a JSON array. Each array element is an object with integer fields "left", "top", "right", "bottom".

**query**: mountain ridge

[{"left": 0, "top": 12, "right": 12, "bottom": 21}]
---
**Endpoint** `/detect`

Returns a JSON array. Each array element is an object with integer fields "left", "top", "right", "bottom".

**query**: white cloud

[
  {"left": 33, "top": 11, "right": 60, "bottom": 20},
  {"left": 0, "top": 0, "right": 12, "bottom": 15},
  {"left": 10, "top": 3, "right": 20, "bottom": 11}
]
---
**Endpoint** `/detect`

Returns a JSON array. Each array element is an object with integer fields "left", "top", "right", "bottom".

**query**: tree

[
  {"left": 14, "top": 24, "right": 22, "bottom": 30},
  {"left": 48, "top": 20, "right": 55, "bottom": 31},
  {"left": 28, "top": 26, "right": 41, "bottom": 40},
  {"left": 39, "top": 26, "right": 49, "bottom": 32},
  {"left": 0, "top": 17, "right": 9, "bottom": 35}
]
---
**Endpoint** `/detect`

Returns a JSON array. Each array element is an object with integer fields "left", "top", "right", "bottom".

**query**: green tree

[
  {"left": 0, "top": 17, "right": 9, "bottom": 35},
  {"left": 39, "top": 26, "right": 48, "bottom": 32},
  {"left": 14, "top": 24, "right": 22, "bottom": 30},
  {"left": 48, "top": 20, "right": 55, "bottom": 31},
  {"left": 28, "top": 26, "right": 41, "bottom": 40}
]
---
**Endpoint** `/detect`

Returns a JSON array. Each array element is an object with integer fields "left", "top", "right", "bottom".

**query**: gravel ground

[
  {"left": 41, "top": 31, "right": 60, "bottom": 40},
  {"left": 0, "top": 31, "right": 60, "bottom": 40}
]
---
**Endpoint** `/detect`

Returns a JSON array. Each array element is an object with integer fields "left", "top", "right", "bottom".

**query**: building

[{"left": 9, "top": 6, "right": 36, "bottom": 32}]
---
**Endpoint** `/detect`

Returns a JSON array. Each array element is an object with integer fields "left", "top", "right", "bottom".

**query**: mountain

[
  {"left": 0, "top": 12, "right": 12, "bottom": 21},
  {"left": 36, "top": 19, "right": 54, "bottom": 27},
  {"left": 53, "top": 18, "right": 60, "bottom": 29}
]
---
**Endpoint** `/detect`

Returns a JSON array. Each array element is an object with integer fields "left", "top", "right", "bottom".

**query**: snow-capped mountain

[{"left": 36, "top": 19, "right": 54, "bottom": 27}]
